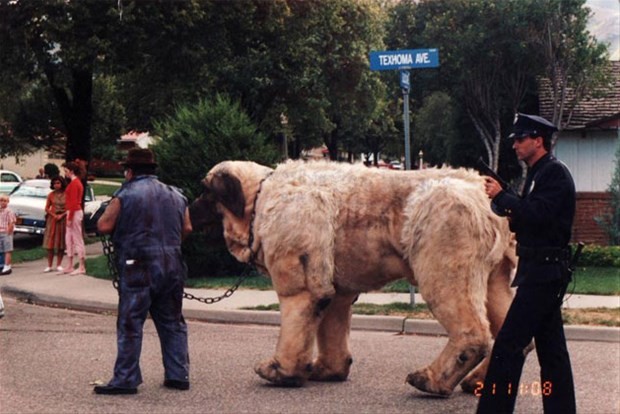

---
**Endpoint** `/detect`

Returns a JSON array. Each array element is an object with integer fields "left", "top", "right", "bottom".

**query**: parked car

[
  {"left": 0, "top": 170, "right": 23, "bottom": 194},
  {"left": 8, "top": 179, "right": 107, "bottom": 236},
  {"left": 389, "top": 161, "right": 404, "bottom": 170}
]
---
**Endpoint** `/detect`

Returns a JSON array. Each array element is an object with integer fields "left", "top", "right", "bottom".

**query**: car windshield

[
  {"left": 85, "top": 185, "right": 94, "bottom": 202},
  {"left": 11, "top": 184, "right": 49, "bottom": 198},
  {"left": 10, "top": 181, "right": 95, "bottom": 201}
]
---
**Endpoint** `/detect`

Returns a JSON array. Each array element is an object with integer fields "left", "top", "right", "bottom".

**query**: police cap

[{"left": 508, "top": 113, "right": 557, "bottom": 140}]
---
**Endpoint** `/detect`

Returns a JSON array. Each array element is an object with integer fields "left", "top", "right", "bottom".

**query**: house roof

[
  {"left": 118, "top": 131, "right": 154, "bottom": 148},
  {"left": 539, "top": 60, "right": 620, "bottom": 130}
]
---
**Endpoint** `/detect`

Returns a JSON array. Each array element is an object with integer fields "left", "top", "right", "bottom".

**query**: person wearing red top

[{"left": 63, "top": 162, "right": 86, "bottom": 275}]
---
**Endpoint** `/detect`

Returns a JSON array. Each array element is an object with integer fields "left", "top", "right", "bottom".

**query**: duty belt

[{"left": 516, "top": 245, "right": 571, "bottom": 263}]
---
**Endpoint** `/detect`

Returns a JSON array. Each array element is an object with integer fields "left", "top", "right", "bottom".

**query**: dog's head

[
  {"left": 189, "top": 164, "right": 248, "bottom": 243},
  {"left": 189, "top": 161, "right": 273, "bottom": 247}
]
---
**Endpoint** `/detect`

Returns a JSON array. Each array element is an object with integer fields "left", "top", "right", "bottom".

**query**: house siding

[
  {"left": 539, "top": 61, "right": 619, "bottom": 246},
  {"left": 554, "top": 132, "right": 618, "bottom": 192},
  {"left": 0, "top": 150, "right": 64, "bottom": 179}
]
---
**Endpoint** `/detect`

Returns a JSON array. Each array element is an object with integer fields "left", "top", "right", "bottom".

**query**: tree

[
  {"left": 596, "top": 142, "right": 620, "bottom": 245},
  {"left": 91, "top": 76, "right": 126, "bottom": 161},
  {"left": 153, "top": 94, "right": 279, "bottom": 278},
  {"left": 0, "top": 1, "right": 118, "bottom": 162},
  {"left": 533, "top": 0, "right": 611, "bottom": 137},
  {"left": 279, "top": 0, "right": 392, "bottom": 160},
  {"left": 413, "top": 0, "right": 540, "bottom": 170},
  {"left": 385, "top": 0, "right": 610, "bottom": 172},
  {"left": 1, "top": 1, "right": 400, "bottom": 166},
  {"left": 355, "top": 97, "right": 399, "bottom": 165},
  {"left": 0, "top": 0, "right": 210, "bottom": 163},
  {"left": 413, "top": 91, "right": 459, "bottom": 166}
]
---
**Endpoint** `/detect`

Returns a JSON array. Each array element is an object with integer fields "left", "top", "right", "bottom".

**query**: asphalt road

[{"left": 1, "top": 297, "right": 619, "bottom": 414}]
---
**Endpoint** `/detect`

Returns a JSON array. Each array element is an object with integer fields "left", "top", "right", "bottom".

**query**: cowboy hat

[{"left": 120, "top": 148, "right": 158, "bottom": 167}]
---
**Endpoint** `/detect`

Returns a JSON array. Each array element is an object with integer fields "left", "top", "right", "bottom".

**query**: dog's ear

[{"left": 208, "top": 172, "right": 246, "bottom": 218}]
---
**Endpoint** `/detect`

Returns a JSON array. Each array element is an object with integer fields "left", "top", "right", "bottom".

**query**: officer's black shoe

[
  {"left": 93, "top": 384, "right": 138, "bottom": 395},
  {"left": 164, "top": 379, "right": 190, "bottom": 390}
]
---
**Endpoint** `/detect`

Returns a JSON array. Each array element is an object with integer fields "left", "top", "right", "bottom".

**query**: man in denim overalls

[{"left": 95, "top": 148, "right": 192, "bottom": 395}]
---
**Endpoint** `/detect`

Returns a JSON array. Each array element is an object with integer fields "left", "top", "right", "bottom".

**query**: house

[
  {"left": 117, "top": 131, "right": 155, "bottom": 150},
  {"left": 0, "top": 149, "right": 64, "bottom": 180},
  {"left": 539, "top": 60, "right": 620, "bottom": 245}
]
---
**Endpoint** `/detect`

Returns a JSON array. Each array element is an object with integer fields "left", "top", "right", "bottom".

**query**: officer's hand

[{"left": 484, "top": 177, "right": 502, "bottom": 199}]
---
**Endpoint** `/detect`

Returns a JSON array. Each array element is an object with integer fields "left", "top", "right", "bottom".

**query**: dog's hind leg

[
  {"left": 461, "top": 255, "right": 514, "bottom": 393},
  {"left": 405, "top": 262, "right": 492, "bottom": 396},
  {"left": 309, "top": 292, "right": 357, "bottom": 382}
]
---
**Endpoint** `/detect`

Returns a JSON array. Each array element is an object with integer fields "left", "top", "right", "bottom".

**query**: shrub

[
  {"left": 44, "top": 163, "right": 59, "bottom": 178},
  {"left": 153, "top": 95, "right": 279, "bottom": 277},
  {"left": 576, "top": 244, "right": 620, "bottom": 267},
  {"left": 152, "top": 94, "right": 279, "bottom": 200},
  {"left": 182, "top": 233, "right": 248, "bottom": 278}
]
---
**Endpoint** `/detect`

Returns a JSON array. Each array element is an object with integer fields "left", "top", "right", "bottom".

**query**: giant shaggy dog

[{"left": 190, "top": 160, "right": 516, "bottom": 396}]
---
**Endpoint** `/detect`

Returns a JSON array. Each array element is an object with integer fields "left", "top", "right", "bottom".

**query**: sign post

[
  {"left": 369, "top": 48, "right": 439, "bottom": 305},
  {"left": 369, "top": 48, "right": 439, "bottom": 171},
  {"left": 400, "top": 70, "right": 411, "bottom": 170}
]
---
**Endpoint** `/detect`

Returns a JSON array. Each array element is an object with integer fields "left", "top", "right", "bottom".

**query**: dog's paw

[
  {"left": 406, "top": 368, "right": 452, "bottom": 397},
  {"left": 254, "top": 358, "right": 306, "bottom": 387},
  {"left": 309, "top": 357, "right": 352, "bottom": 382}
]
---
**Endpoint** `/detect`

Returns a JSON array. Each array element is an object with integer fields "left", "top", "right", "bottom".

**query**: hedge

[{"left": 575, "top": 244, "right": 620, "bottom": 268}]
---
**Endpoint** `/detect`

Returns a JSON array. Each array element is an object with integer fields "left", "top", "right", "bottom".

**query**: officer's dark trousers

[
  {"left": 476, "top": 280, "right": 576, "bottom": 414},
  {"left": 109, "top": 259, "right": 189, "bottom": 389}
]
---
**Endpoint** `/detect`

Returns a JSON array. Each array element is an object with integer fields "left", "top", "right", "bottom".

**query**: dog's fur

[{"left": 190, "top": 160, "right": 516, "bottom": 395}]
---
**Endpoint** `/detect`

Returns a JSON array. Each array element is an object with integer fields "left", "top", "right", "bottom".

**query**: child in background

[{"left": 0, "top": 193, "right": 16, "bottom": 275}]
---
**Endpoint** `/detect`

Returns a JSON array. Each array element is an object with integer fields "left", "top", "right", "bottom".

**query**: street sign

[
  {"left": 400, "top": 70, "right": 410, "bottom": 91},
  {"left": 369, "top": 48, "right": 439, "bottom": 71}
]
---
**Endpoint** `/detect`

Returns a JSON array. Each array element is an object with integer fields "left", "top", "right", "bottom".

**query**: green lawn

[
  {"left": 382, "top": 267, "right": 620, "bottom": 296},
  {"left": 12, "top": 237, "right": 101, "bottom": 264},
  {"left": 568, "top": 267, "right": 620, "bottom": 295},
  {"left": 83, "top": 254, "right": 620, "bottom": 296},
  {"left": 244, "top": 302, "right": 620, "bottom": 327},
  {"left": 12, "top": 246, "right": 47, "bottom": 263},
  {"left": 91, "top": 183, "right": 121, "bottom": 197}
]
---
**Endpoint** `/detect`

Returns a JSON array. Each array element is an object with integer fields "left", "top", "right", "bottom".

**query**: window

[{"left": 1, "top": 173, "right": 19, "bottom": 183}]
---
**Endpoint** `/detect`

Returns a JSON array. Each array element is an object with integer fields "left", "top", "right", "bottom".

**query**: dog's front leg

[{"left": 254, "top": 291, "right": 324, "bottom": 387}]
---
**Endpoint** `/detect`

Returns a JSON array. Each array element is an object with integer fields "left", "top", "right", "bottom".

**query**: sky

[{"left": 586, "top": 0, "right": 620, "bottom": 60}]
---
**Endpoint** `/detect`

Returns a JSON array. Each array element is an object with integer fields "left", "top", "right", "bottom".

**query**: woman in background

[
  {"left": 43, "top": 176, "right": 66, "bottom": 273},
  {"left": 63, "top": 162, "right": 86, "bottom": 275}
]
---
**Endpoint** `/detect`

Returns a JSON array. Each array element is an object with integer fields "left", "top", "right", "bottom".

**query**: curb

[{"left": 2, "top": 287, "right": 619, "bottom": 343}]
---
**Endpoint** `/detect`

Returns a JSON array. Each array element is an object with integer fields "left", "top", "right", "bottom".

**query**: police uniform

[{"left": 477, "top": 114, "right": 576, "bottom": 414}]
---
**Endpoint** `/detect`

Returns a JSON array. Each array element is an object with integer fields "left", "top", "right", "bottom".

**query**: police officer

[
  {"left": 477, "top": 113, "right": 576, "bottom": 413},
  {"left": 95, "top": 148, "right": 192, "bottom": 395}
]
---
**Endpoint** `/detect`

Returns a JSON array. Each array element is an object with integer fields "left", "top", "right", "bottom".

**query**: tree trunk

[
  {"left": 43, "top": 65, "right": 93, "bottom": 165},
  {"left": 65, "top": 68, "right": 93, "bottom": 164},
  {"left": 326, "top": 131, "right": 339, "bottom": 161}
]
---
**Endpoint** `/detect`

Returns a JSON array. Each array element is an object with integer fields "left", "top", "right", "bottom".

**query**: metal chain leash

[
  {"left": 100, "top": 235, "right": 252, "bottom": 304},
  {"left": 182, "top": 268, "right": 252, "bottom": 304},
  {"left": 99, "top": 172, "right": 272, "bottom": 304},
  {"left": 101, "top": 235, "right": 119, "bottom": 292},
  {"left": 182, "top": 173, "right": 270, "bottom": 303}
]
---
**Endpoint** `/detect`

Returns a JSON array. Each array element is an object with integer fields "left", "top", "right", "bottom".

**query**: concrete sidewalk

[{"left": 1, "top": 242, "right": 618, "bottom": 342}]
